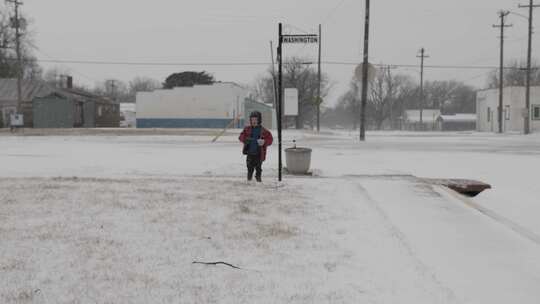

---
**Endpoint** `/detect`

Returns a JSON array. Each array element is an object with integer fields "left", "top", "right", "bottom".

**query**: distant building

[
  {"left": 120, "top": 103, "right": 136, "bottom": 128},
  {"left": 136, "top": 83, "right": 248, "bottom": 128},
  {"left": 244, "top": 98, "right": 276, "bottom": 129},
  {"left": 435, "top": 114, "right": 477, "bottom": 131},
  {"left": 476, "top": 87, "right": 540, "bottom": 133},
  {"left": 402, "top": 109, "right": 441, "bottom": 131},
  {"left": 0, "top": 78, "right": 119, "bottom": 128}
]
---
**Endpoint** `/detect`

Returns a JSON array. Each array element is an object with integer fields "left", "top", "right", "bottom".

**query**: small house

[
  {"left": 435, "top": 114, "right": 477, "bottom": 131},
  {"left": 0, "top": 78, "right": 119, "bottom": 128}
]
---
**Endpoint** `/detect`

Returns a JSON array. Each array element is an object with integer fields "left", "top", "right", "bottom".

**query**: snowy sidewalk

[{"left": 354, "top": 176, "right": 540, "bottom": 304}]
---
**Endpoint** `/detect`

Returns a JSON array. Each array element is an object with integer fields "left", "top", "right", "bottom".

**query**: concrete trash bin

[{"left": 285, "top": 147, "right": 312, "bottom": 175}]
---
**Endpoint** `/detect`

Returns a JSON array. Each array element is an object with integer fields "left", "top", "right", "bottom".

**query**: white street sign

[
  {"left": 10, "top": 113, "right": 24, "bottom": 127},
  {"left": 284, "top": 88, "right": 299, "bottom": 116},
  {"left": 282, "top": 35, "right": 318, "bottom": 44}
]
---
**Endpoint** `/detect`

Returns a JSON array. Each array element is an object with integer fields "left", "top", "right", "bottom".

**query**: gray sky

[{"left": 22, "top": 0, "right": 538, "bottom": 105}]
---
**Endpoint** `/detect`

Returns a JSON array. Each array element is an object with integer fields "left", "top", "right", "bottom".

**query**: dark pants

[{"left": 246, "top": 154, "right": 262, "bottom": 181}]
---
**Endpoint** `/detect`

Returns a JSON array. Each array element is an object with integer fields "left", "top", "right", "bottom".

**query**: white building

[
  {"left": 136, "top": 83, "right": 248, "bottom": 128},
  {"left": 120, "top": 103, "right": 136, "bottom": 128},
  {"left": 476, "top": 87, "right": 540, "bottom": 133},
  {"left": 402, "top": 109, "right": 441, "bottom": 131}
]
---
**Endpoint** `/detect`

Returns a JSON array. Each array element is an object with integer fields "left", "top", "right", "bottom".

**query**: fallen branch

[{"left": 192, "top": 261, "right": 242, "bottom": 270}]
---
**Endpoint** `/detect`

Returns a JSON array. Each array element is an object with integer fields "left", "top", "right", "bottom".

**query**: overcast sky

[{"left": 20, "top": 0, "right": 540, "bottom": 105}]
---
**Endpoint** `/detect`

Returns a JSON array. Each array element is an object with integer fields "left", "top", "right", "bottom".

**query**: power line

[
  {"left": 324, "top": 61, "right": 525, "bottom": 70},
  {"left": 33, "top": 59, "right": 272, "bottom": 66},
  {"left": 29, "top": 44, "right": 102, "bottom": 83},
  {"left": 26, "top": 58, "right": 531, "bottom": 70}
]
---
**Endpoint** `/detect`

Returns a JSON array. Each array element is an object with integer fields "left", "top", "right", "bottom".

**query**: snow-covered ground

[{"left": 1, "top": 130, "right": 540, "bottom": 303}]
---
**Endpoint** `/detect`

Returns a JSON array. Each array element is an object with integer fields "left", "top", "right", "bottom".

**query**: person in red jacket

[{"left": 239, "top": 111, "right": 273, "bottom": 182}]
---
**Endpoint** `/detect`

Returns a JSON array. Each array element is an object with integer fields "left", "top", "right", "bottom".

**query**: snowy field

[{"left": 1, "top": 129, "right": 540, "bottom": 303}]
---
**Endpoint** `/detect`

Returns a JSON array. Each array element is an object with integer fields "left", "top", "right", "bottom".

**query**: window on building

[
  {"left": 98, "top": 106, "right": 103, "bottom": 117},
  {"left": 505, "top": 105, "right": 510, "bottom": 120},
  {"left": 533, "top": 105, "right": 540, "bottom": 120}
]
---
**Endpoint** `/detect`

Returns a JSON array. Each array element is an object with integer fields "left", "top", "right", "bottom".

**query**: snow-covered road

[{"left": 1, "top": 130, "right": 540, "bottom": 303}]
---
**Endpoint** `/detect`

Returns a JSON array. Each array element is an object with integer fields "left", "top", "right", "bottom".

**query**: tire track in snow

[{"left": 349, "top": 178, "right": 461, "bottom": 304}]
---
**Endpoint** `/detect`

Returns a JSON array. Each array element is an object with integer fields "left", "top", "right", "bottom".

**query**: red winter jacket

[{"left": 239, "top": 126, "right": 273, "bottom": 161}]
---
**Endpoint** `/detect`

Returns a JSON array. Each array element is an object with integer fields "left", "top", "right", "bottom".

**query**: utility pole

[
  {"left": 316, "top": 24, "right": 322, "bottom": 133},
  {"left": 109, "top": 80, "right": 117, "bottom": 101},
  {"left": 359, "top": 0, "right": 371, "bottom": 141},
  {"left": 519, "top": 1, "right": 540, "bottom": 135},
  {"left": 417, "top": 48, "right": 429, "bottom": 130},
  {"left": 493, "top": 11, "right": 512, "bottom": 134},
  {"left": 270, "top": 41, "right": 278, "bottom": 110},
  {"left": 6, "top": 0, "right": 23, "bottom": 116}
]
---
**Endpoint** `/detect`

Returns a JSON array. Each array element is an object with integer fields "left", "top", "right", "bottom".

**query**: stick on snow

[{"left": 192, "top": 261, "right": 242, "bottom": 270}]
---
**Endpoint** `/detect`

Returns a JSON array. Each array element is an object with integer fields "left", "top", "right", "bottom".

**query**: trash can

[{"left": 285, "top": 147, "right": 312, "bottom": 175}]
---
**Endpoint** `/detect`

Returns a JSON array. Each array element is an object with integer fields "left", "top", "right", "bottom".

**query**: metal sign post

[
  {"left": 278, "top": 23, "right": 283, "bottom": 182},
  {"left": 277, "top": 24, "right": 319, "bottom": 182}
]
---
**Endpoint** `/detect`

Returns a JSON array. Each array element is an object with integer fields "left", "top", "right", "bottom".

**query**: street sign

[
  {"left": 282, "top": 35, "right": 318, "bottom": 44},
  {"left": 355, "top": 63, "right": 377, "bottom": 83},
  {"left": 284, "top": 88, "right": 298, "bottom": 116},
  {"left": 10, "top": 113, "right": 23, "bottom": 127}
]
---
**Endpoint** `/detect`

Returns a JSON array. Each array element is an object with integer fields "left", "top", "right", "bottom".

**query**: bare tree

[
  {"left": 325, "top": 70, "right": 416, "bottom": 130},
  {"left": 0, "top": 4, "right": 41, "bottom": 79},
  {"left": 42, "top": 66, "right": 72, "bottom": 87},
  {"left": 335, "top": 85, "right": 360, "bottom": 129},
  {"left": 366, "top": 67, "right": 395, "bottom": 129},
  {"left": 364, "top": 67, "right": 416, "bottom": 130},
  {"left": 326, "top": 70, "right": 474, "bottom": 130},
  {"left": 487, "top": 59, "right": 540, "bottom": 88},
  {"left": 252, "top": 72, "right": 276, "bottom": 105},
  {"left": 93, "top": 79, "right": 130, "bottom": 103},
  {"left": 129, "top": 77, "right": 160, "bottom": 94},
  {"left": 252, "top": 57, "right": 331, "bottom": 129},
  {"left": 421, "top": 80, "right": 476, "bottom": 114}
]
